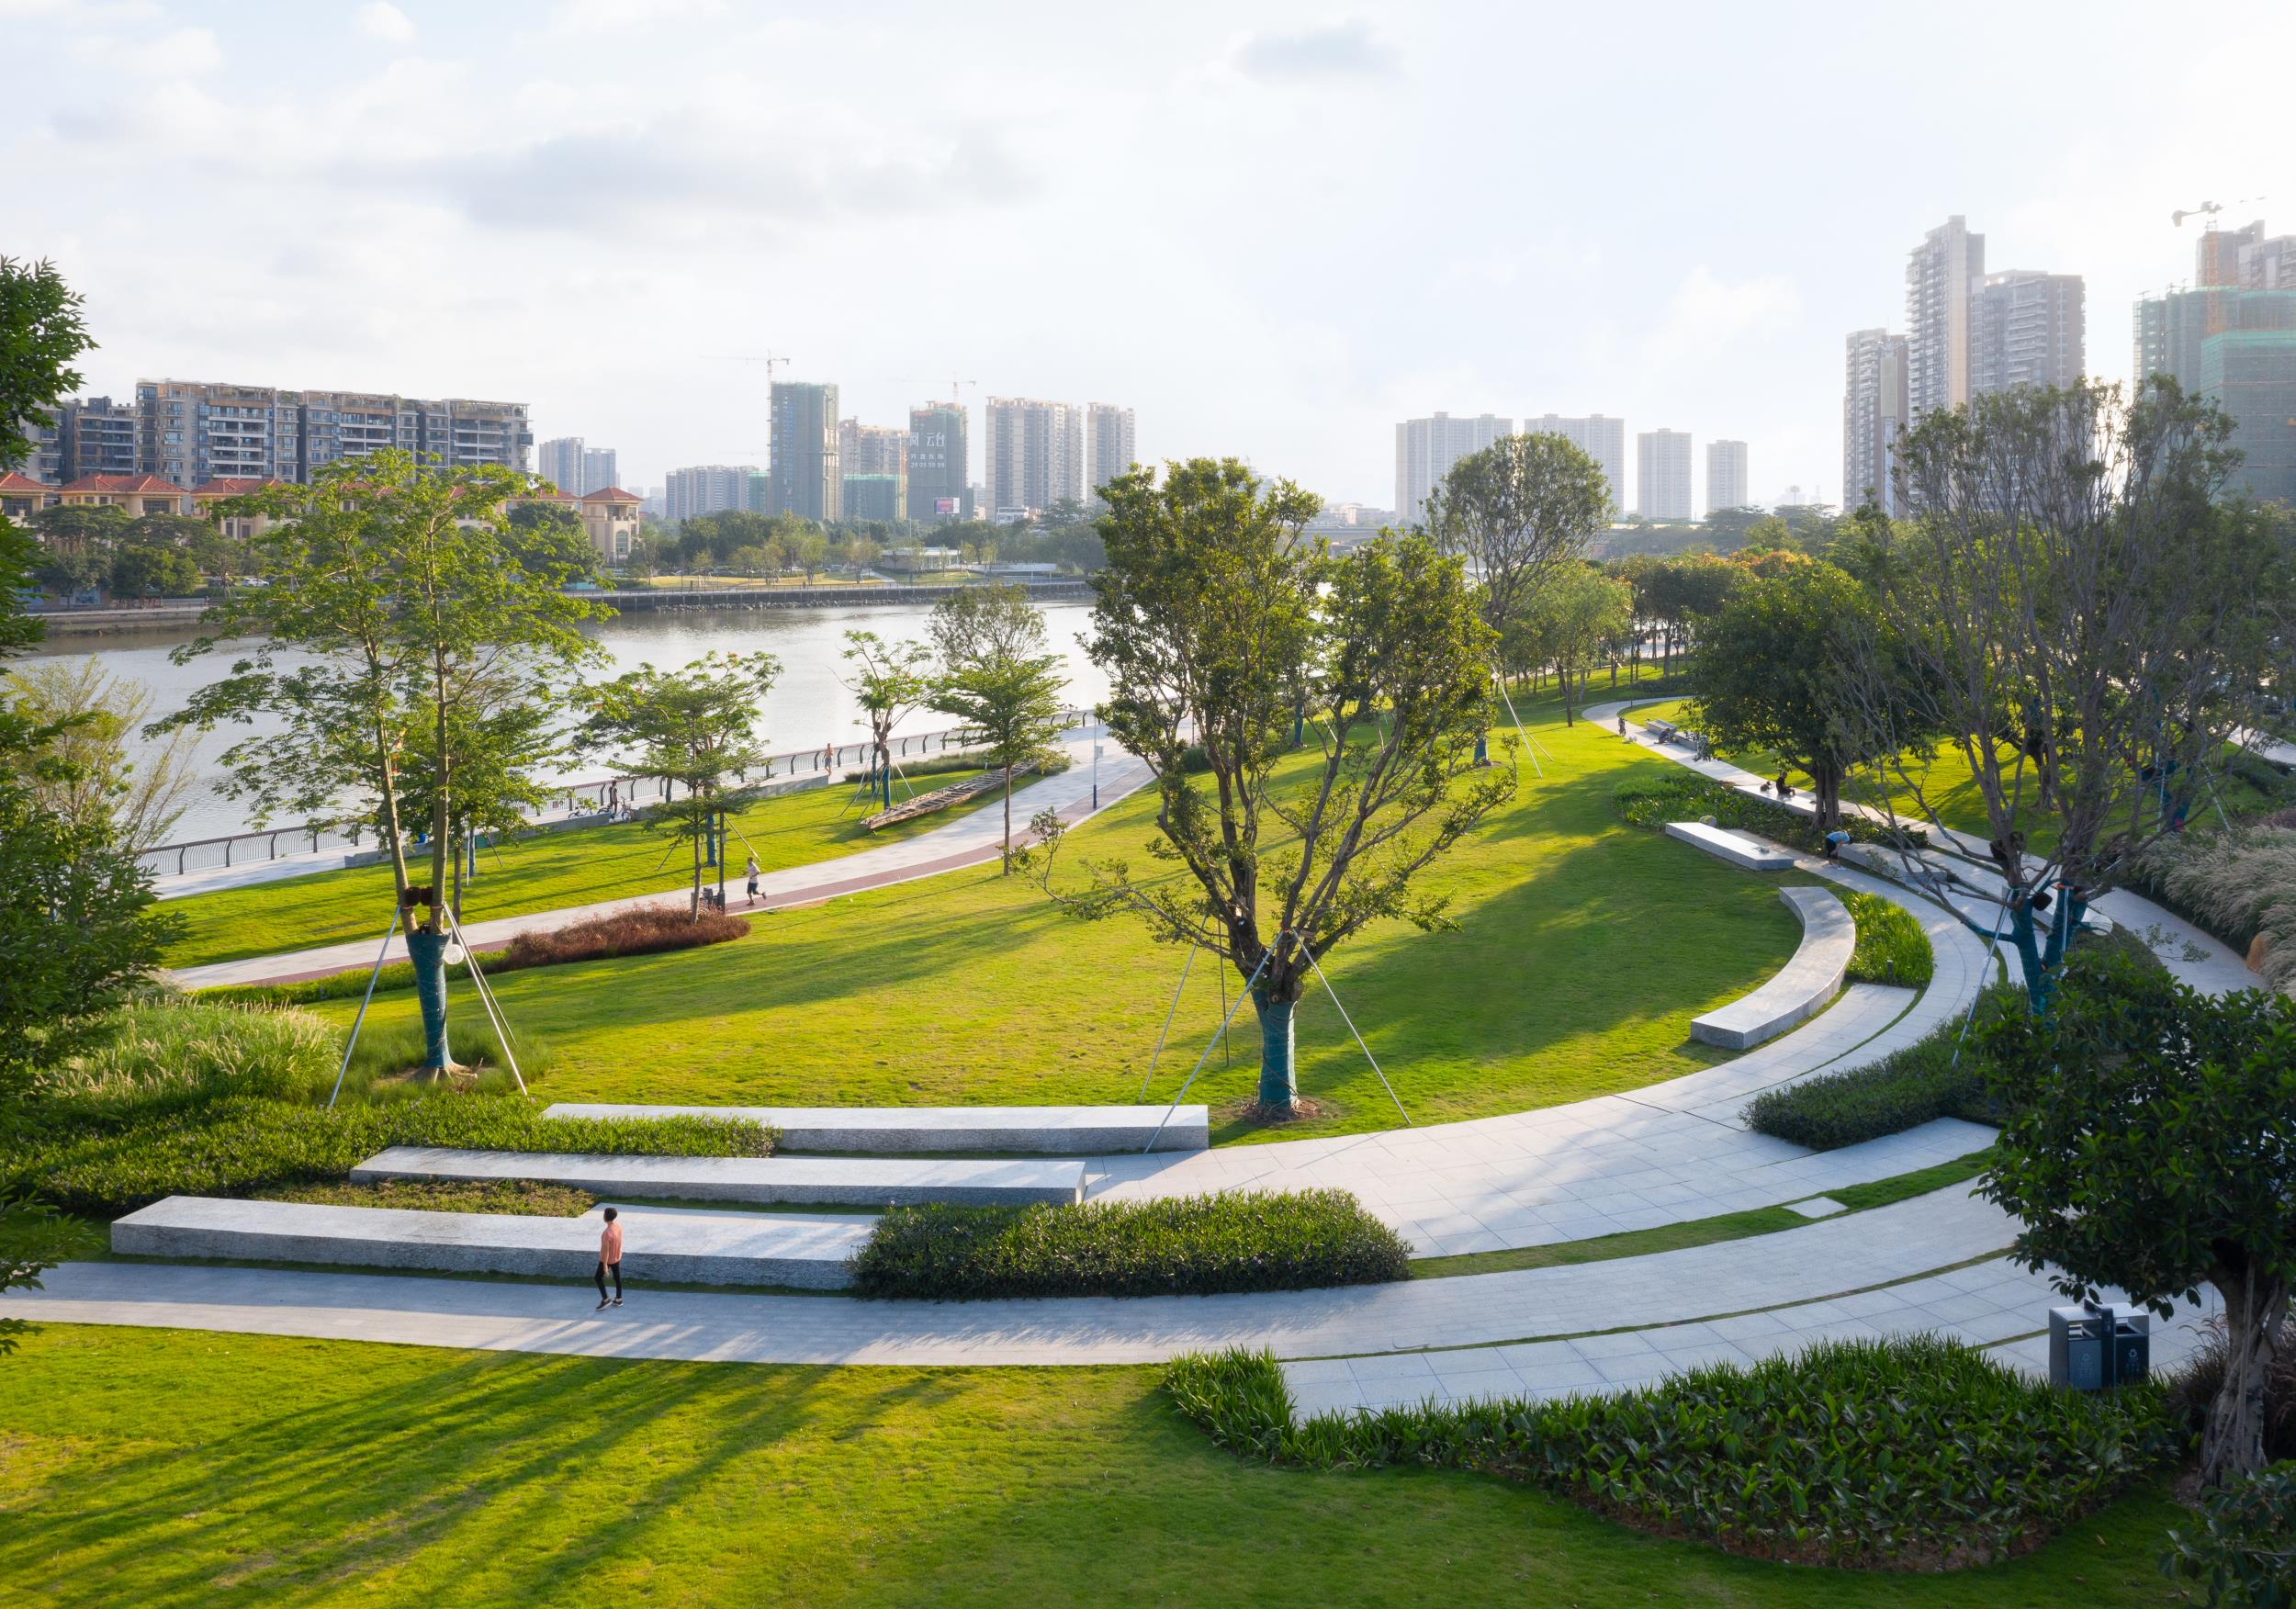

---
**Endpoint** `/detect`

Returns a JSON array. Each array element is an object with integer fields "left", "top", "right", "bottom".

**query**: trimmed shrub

[
  {"left": 3, "top": 1097, "right": 776, "bottom": 1218},
  {"left": 2161, "top": 1460, "right": 2296, "bottom": 1608},
  {"left": 1841, "top": 890, "right": 1935, "bottom": 988},
  {"left": 251, "top": 1178, "right": 595, "bottom": 1217},
  {"left": 1167, "top": 1335, "right": 2184, "bottom": 1570},
  {"left": 1615, "top": 774, "right": 1925, "bottom": 856},
  {"left": 42, "top": 1002, "right": 340, "bottom": 1105},
  {"left": 499, "top": 907, "right": 748, "bottom": 970},
  {"left": 1744, "top": 991, "right": 2021, "bottom": 1150},
  {"left": 851, "top": 1190, "right": 1411, "bottom": 1300}
]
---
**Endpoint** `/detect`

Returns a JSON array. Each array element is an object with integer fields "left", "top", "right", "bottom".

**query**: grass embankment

[
  {"left": 0, "top": 1326, "right": 2205, "bottom": 1607},
  {"left": 303, "top": 685, "right": 1805, "bottom": 1143},
  {"left": 161, "top": 768, "right": 993, "bottom": 969}
]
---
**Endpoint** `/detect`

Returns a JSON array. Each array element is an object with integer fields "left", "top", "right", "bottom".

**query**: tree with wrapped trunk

[
  {"left": 1979, "top": 947, "right": 2296, "bottom": 1488},
  {"left": 575, "top": 653, "right": 782, "bottom": 917},
  {"left": 841, "top": 630, "right": 933, "bottom": 811},
  {"left": 1840, "top": 379, "right": 2290, "bottom": 1014},
  {"left": 158, "top": 453, "right": 606, "bottom": 1076},
  {"left": 928, "top": 586, "right": 1065, "bottom": 872},
  {"left": 1029, "top": 460, "right": 1511, "bottom": 1114}
]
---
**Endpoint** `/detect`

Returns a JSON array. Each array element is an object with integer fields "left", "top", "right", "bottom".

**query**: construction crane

[
  {"left": 704, "top": 352, "right": 791, "bottom": 384},
  {"left": 949, "top": 377, "right": 976, "bottom": 405},
  {"left": 2173, "top": 197, "right": 2267, "bottom": 228}
]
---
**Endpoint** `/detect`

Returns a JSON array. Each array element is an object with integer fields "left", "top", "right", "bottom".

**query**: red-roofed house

[
  {"left": 0, "top": 471, "right": 50, "bottom": 526},
  {"left": 55, "top": 473, "right": 192, "bottom": 518},
  {"left": 190, "top": 478, "right": 290, "bottom": 539},
  {"left": 509, "top": 484, "right": 640, "bottom": 564}
]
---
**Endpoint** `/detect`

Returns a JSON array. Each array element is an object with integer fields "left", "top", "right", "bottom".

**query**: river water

[{"left": 18, "top": 600, "right": 1112, "bottom": 844}]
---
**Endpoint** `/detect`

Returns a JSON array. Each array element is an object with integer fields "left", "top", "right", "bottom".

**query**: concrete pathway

[
  {"left": 171, "top": 727, "right": 1153, "bottom": 989},
  {"left": 6, "top": 1186, "right": 2023, "bottom": 1367}
]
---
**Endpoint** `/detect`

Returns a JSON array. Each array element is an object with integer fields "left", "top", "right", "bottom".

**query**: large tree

[
  {"left": 3, "top": 657, "right": 197, "bottom": 852},
  {"left": 0, "top": 256, "right": 92, "bottom": 475},
  {"left": 1509, "top": 561, "right": 1632, "bottom": 724},
  {"left": 1424, "top": 431, "right": 1612, "bottom": 644},
  {"left": 161, "top": 454, "right": 606, "bottom": 1075},
  {"left": 577, "top": 653, "right": 781, "bottom": 918},
  {"left": 1033, "top": 460, "right": 1511, "bottom": 1113},
  {"left": 1844, "top": 379, "right": 2291, "bottom": 1011},
  {"left": 1980, "top": 950, "right": 2296, "bottom": 1487},
  {"left": 1689, "top": 560, "right": 1918, "bottom": 830},
  {"left": 928, "top": 586, "right": 1067, "bottom": 871}
]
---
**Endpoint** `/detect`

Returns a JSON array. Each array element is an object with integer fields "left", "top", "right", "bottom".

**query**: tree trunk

[
  {"left": 690, "top": 814, "right": 703, "bottom": 919},
  {"left": 405, "top": 928, "right": 455, "bottom": 1075},
  {"left": 2201, "top": 1263, "right": 2290, "bottom": 1488},
  {"left": 420, "top": 685, "right": 455, "bottom": 1075},
  {"left": 1250, "top": 984, "right": 1298, "bottom": 1109}
]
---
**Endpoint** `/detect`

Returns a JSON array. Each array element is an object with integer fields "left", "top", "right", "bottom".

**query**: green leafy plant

[
  {"left": 250, "top": 1178, "right": 595, "bottom": 1217},
  {"left": 851, "top": 1190, "right": 1411, "bottom": 1300},
  {"left": 1167, "top": 1335, "right": 2184, "bottom": 1569},
  {"left": 1615, "top": 774, "right": 1923, "bottom": 856},
  {"left": 1840, "top": 889, "right": 1936, "bottom": 987},
  {"left": 1743, "top": 995, "right": 2019, "bottom": 1149},
  {"left": 2161, "top": 1461, "right": 2296, "bottom": 1607}
]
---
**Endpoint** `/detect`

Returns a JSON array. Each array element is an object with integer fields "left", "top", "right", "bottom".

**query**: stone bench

[
  {"left": 543, "top": 1103, "right": 1210, "bottom": 1154},
  {"left": 1690, "top": 885, "right": 1855, "bottom": 1051},
  {"left": 1643, "top": 718, "right": 1679, "bottom": 741},
  {"left": 112, "top": 1196, "right": 869, "bottom": 1288},
  {"left": 349, "top": 1147, "right": 1087, "bottom": 1207},
  {"left": 1664, "top": 819, "right": 1798, "bottom": 872}
]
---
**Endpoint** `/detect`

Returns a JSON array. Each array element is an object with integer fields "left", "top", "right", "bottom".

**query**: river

[{"left": 16, "top": 600, "right": 1113, "bottom": 844}]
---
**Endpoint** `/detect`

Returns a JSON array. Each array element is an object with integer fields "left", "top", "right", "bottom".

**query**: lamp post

[{"left": 1092, "top": 740, "right": 1102, "bottom": 810}]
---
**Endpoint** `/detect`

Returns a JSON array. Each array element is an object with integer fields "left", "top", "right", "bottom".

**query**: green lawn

[
  {"left": 0, "top": 1325, "right": 2199, "bottom": 1608},
  {"left": 162, "top": 771, "right": 994, "bottom": 969},
  {"left": 306, "top": 695, "right": 1802, "bottom": 1142}
]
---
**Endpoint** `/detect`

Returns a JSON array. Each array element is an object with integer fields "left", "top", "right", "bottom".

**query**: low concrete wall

[
  {"left": 542, "top": 1103, "right": 1211, "bottom": 1154},
  {"left": 1691, "top": 885, "right": 1854, "bottom": 1051},
  {"left": 350, "top": 1147, "right": 1088, "bottom": 1206}
]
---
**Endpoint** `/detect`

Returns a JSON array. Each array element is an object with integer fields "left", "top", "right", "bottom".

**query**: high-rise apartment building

[
  {"left": 985, "top": 397, "right": 1083, "bottom": 518},
  {"left": 1086, "top": 403, "right": 1136, "bottom": 500},
  {"left": 2198, "top": 219, "right": 2296, "bottom": 291},
  {"left": 838, "top": 420, "right": 907, "bottom": 524},
  {"left": 1906, "top": 217, "right": 1985, "bottom": 417},
  {"left": 2135, "top": 220, "right": 2296, "bottom": 504},
  {"left": 1843, "top": 329, "right": 1911, "bottom": 514},
  {"left": 1522, "top": 413, "right": 1627, "bottom": 515},
  {"left": 906, "top": 403, "right": 970, "bottom": 522},
  {"left": 536, "top": 436, "right": 585, "bottom": 493},
  {"left": 134, "top": 379, "right": 530, "bottom": 487},
  {"left": 581, "top": 447, "right": 617, "bottom": 497},
  {"left": 769, "top": 380, "right": 840, "bottom": 523},
  {"left": 28, "top": 396, "right": 140, "bottom": 485},
  {"left": 1394, "top": 412, "right": 1512, "bottom": 523},
  {"left": 664, "top": 465, "right": 757, "bottom": 523},
  {"left": 1705, "top": 440, "right": 1749, "bottom": 514},
  {"left": 1972, "top": 271, "right": 2086, "bottom": 395},
  {"left": 1635, "top": 430, "right": 1694, "bottom": 519}
]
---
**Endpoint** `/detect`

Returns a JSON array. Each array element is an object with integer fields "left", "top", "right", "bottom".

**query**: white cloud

[
  {"left": 65, "top": 23, "right": 220, "bottom": 77},
  {"left": 1226, "top": 17, "right": 1396, "bottom": 82},
  {"left": 356, "top": 2, "right": 414, "bottom": 43},
  {"left": 551, "top": 0, "right": 723, "bottom": 32},
  {"left": 1641, "top": 267, "right": 1801, "bottom": 366}
]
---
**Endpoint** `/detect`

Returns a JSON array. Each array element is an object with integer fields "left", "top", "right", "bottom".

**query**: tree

[
  {"left": 793, "top": 531, "right": 827, "bottom": 583},
  {"left": 1424, "top": 431, "right": 1612, "bottom": 644},
  {"left": 161, "top": 454, "right": 607, "bottom": 1075},
  {"left": 1513, "top": 562, "right": 1631, "bottom": 724},
  {"left": 0, "top": 256, "right": 93, "bottom": 474},
  {"left": 1843, "top": 380, "right": 2290, "bottom": 1012},
  {"left": 1689, "top": 561, "right": 1915, "bottom": 830},
  {"left": 107, "top": 542, "right": 198, "bottom": 601},
  {"left": 28, "top": 502, "right": 127, "bottom": 596},
  {"left": 3, "top": 657, "right": 197, "bottom": 851},
  {"left": 186, "top": 524, "right": 256, "bottom": 592},
  {"left": 0, "top": 523, "right": 40, "bottom": 658},
  {"left": 1979, "top": 949, "right": 2296, "bottom": 1487},
  {"left": 1032, "top": 460, "right": 1512, "bottom": 1113},
  {"left": 841, "top": 630, "right": 934, "bottom": 810},
  {"left": 928, "top": 586, "right": 1066, "bottom": 872},
  {"left": 577, "top": 653, "right": 781, "bottom": 917}
]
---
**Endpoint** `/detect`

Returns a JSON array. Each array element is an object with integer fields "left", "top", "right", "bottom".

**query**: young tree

[
  {"left": 3, "top": 658, "right": 197, "bottom": 851},
  {"left": 1844, "top": 380, "right": 2290, "bottom": 1012},
  {"left": 577, "top": 653, "right": 781, "bottom": 917},
  {"left": 1424, "top": 431, "right": 1612, "bottom": 641},
  {"left": 1032, "top": 461, "right": 1511, "bottom": 1113},
  {"left": 841, "top": 630, "right": 934, "bottom": 810},
  {"left": 1980, "top": 950, "right": 2296, "bottom": 1487},
  {"left": 0, "top": 255, "right": 93, "bottom": 474},
  {"left": 1513, "top": 562, "right": 1631, "bottom": 724},
  {"left": 160, "top": 453, "right": 607, "bottom": 1075},
  {"left": 927, "top": 586, "right": 1066, "bottom": 871},
  {"left": 1689, "top": 561, "right": 1915, "bottom": 830}
]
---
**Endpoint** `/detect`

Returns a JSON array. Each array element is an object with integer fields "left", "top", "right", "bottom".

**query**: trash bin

[{"left": 2050, "top": 1302, "right": 2150, "bottom": 1391}]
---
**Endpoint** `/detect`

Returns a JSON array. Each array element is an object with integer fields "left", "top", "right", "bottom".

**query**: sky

[{"left": 6, "top": 0, "right": 2290, "bottom": 512}]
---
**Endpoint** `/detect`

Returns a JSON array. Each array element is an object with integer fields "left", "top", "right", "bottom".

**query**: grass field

[
  {"left": 0, "top": 1324, "right": 2200, "bottom": 1609},
  {"left": 304, "top": 692, "right": 1801, "bottom": 1142},
  {"left": 161, "top": 771, "right": 993, "bottom": 969}
]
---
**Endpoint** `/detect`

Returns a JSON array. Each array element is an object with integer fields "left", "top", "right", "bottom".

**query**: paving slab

[
  {"left": 1690, "top": 885, "right": 1851, "bottom": 1051},
  {"left": 349, "top": 1147, "right": 1086, "bottom": 1207},
  {"left": 113, "top": 1196, "right": 867, "bottom": 1289},
  {"left": 544, "top": 1102, "right": 1210, "bottom": 1154}
]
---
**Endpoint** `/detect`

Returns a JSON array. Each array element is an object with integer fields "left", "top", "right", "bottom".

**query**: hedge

[
  {"left": 3, "top": 1097, "right": 776, "bottom": 1218},
  {"left": 1167, "top": 1336, "right": 2184, "bottom": 1569},
  {"left": 1840, "top": 889, "right": 1936, "bottom": 988},
  {"left": 1615, "top": 774, "right": 1925, "bottom": 856},
  {"left": 850, "top": 1190, "right": 1411, "bottom": 1300},
  {"left": 1741, "top": 1003, "right": 2016, "bottom": 1150}
]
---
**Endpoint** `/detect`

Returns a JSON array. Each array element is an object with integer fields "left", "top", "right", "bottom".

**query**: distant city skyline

[{"left": 7, "top": 1, "right": 2285, "bottom": 508}]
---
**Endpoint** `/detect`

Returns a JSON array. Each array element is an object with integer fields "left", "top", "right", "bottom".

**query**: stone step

[
  {"left": 1664, "top": 819, "right": 1797, "bottom": 872},
  {"left": 111, "top": 1196, "right": 868, "bottom": 1289},
  {"left": 349, "top": 1146, "right": 1087, "bottom": 1207},
  {"left": 542, "top": 1102, "right": 1210, "bottom": 1154}
]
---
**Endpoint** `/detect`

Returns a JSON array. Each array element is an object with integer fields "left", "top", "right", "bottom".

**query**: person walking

[
  {"left": 744, "top": 851, "right": 761, "bottom": 907},
  {"left": 595, "top": 1206, "right": 624, "bottom": 1310}
]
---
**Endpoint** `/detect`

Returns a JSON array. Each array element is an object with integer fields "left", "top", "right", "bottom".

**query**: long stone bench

[
  {"left": 112, "top": 1196, "right": 867, "bottom": 1288},
  {"left": 349, "top": 1147, "right": 1087, "bottom": 1207},
  {"left": 1664, "top": 819, "right": 1798, "bottom": 872},
  {"left": 1690, "top": 885, "right": 1854, "bottom": 1051},
  {"left": 542, "top": 1103, "right": 1210, "bottom": 1154}
]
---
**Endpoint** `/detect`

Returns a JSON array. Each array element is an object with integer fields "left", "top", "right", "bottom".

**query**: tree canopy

[
  {"left": 0, "top": 256, "right": 92, "bottom": 474},
  {"left": 928, "top": 586, "right": 1066, "bottom": 871}
]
